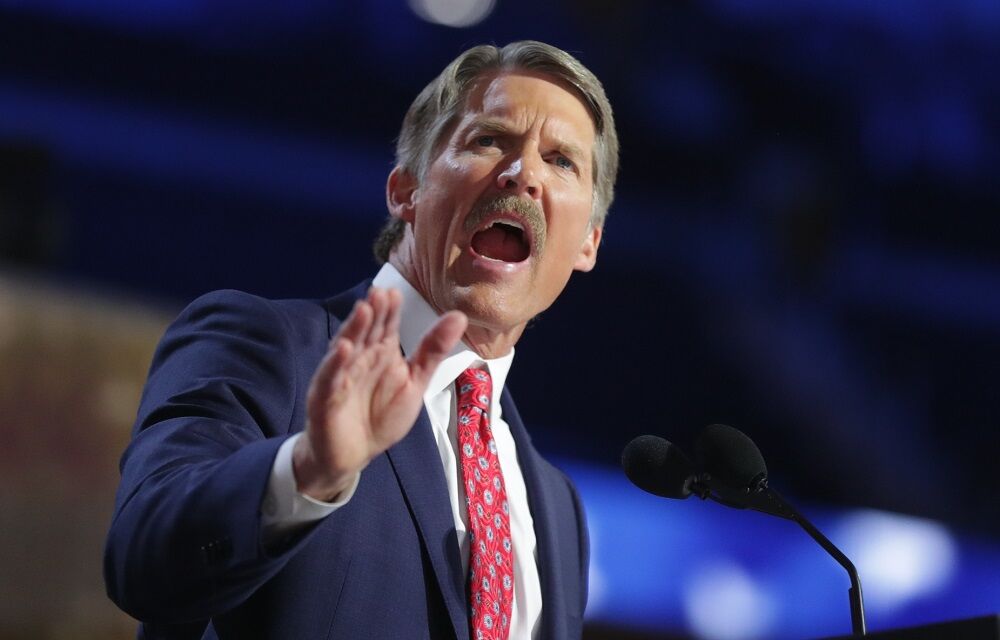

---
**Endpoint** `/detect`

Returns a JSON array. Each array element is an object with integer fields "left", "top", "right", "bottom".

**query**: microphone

[
  {"left": 621, "top": 435, "right": 697, "bottom": 499},
  {"left": 693, "top": 423, "right": 771, "bottom": 509},
  {"left": 695, "top": 423, "right": 767, "bottom": 490},
  {"left": 622, "top": 425, "right": 867, "bottom": 636}
]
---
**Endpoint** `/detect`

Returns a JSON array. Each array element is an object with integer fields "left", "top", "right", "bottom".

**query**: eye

[
  {"left": 475, "top": 135, "right": 496, "bottom": 147},
  {"left": 553, "top": 155, "right": 575, "bottom": 170}
]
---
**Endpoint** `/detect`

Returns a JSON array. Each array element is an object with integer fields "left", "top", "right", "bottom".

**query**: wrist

[{"left": 291, "top": 436, "right": 357, "bottom": 502}]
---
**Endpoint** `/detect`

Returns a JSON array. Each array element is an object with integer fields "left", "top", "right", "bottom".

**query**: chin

[{"left": 450, "top": 284, "right": 530, "bottom": 333}]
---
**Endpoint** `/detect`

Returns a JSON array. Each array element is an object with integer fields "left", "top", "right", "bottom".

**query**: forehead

[{"left": 457, "top": 71, "right": 597, "bottom": 143}]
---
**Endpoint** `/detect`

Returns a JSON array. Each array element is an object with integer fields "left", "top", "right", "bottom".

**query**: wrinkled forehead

[{"left": 459, "top": 69, "right": 598, "bottom": 135}]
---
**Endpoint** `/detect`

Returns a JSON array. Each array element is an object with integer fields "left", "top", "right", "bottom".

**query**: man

[{"left": 105, "top": 40, "right": 619, "bottom": 640}]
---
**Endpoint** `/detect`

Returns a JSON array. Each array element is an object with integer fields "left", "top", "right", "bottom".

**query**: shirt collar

[{"left": 372, "top": 263, "right": 514, "bottom": 413}]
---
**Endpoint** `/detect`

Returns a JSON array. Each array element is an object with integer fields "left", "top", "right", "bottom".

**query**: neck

[
  {"left": 388, "top": 252, "right": 523, "bottom": 360},
  {"left": 462, "top": 323, "right": 523, "bottom": 360}
]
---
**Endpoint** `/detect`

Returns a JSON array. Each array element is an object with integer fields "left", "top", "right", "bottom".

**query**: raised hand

[{"left": 293, "top": 287, "right": 467, "bottom": 501}]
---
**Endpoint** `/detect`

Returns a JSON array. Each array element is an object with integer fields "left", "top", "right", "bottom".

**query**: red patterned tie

[{"left": 456, "top": 368, "right": 514, "bottom": 640}]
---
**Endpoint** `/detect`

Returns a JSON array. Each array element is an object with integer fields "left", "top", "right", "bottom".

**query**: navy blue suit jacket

[{"left": 104, "top": 282, "right": 589, "bottom": 639}]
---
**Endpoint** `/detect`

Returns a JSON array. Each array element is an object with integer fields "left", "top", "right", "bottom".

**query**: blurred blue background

[{"left": 0, "top": 1, "right": 997, "bottom": 638}]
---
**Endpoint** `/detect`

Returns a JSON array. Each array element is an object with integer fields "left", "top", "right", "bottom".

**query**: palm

[{"left": 296, "top": 288, "right": 466, "bottom": 500}]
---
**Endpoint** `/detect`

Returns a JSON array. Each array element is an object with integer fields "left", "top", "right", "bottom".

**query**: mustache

[{"left": 465, "top": 195, "right": 547, "bottom": 253}]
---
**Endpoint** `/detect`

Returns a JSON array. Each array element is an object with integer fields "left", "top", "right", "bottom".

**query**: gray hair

[{"left": 373, "top": 40, "right": 619, "bottom": 263}]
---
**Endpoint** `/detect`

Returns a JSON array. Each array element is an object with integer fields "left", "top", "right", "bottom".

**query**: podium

[{"left": 825, "top": 614, "right": 999, "bottom": 640}]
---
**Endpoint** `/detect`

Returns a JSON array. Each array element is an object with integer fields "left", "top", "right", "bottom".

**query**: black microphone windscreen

[
  {"left": 621, "top": 435, "right": 696, "bottom": 499},
  {"left": 695, "top": 424, "right": 768, "bottom": 491}
]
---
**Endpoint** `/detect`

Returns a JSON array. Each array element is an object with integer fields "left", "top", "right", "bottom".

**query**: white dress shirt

[{"left": 260, "top": 263, "right": 542, "bottom": 638}]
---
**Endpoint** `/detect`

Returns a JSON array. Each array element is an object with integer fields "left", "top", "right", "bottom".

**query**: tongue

[{"left": 471, "top": 226, "right": 529, "bottom": 262}]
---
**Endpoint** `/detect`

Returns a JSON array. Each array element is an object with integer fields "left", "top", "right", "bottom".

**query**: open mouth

[{"left": 471, "top": 219, "right": 530, "bottom": 263}]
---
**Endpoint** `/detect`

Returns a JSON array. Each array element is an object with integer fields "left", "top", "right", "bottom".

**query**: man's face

[{"left": 389, "top": 70, "right": 602, "bottom": 339}]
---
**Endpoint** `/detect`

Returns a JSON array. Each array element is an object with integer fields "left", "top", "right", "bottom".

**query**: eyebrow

[
  {"left": 465, "top": 117, "right": 516, "bottom": 137},
  {"left": 465, "top": 117, "right": 590, "bottom": 165}
]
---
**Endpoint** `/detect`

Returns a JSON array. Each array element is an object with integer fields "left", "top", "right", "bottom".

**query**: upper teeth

[{"left": 490, "top": 219, "right": 523, "bottom": 231}]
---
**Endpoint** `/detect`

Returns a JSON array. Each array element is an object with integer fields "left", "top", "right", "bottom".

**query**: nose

[{"left": 496, "top": 149, "right": 541, "bottom": 199}]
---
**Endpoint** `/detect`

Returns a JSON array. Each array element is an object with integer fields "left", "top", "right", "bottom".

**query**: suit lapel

[
  {"left": 500, "top": 390, "right": 567, "bottom": 640},
  {"left": 385, "top": 412, "right": 470, "bottom": 640},
  {"left": 327, "top": 282, "right": 468, "bottom": 638}
]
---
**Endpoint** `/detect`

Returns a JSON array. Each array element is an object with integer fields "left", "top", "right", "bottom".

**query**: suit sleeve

[{"left": 104, "top": 290, "right": 320, "bottom": 623}]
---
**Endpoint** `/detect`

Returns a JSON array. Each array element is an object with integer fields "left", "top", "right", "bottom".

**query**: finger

[
  {"left": 308, "top": 337, "right": 354, "bottom": 413},
  {"left": 326, "top": 339, "right": 367, "bottom": 406},
  {"left": 366, "top": 288, "right": 388, "bottom": 345},
  {"left": 337, "top": 299, "right": 373, "bottom": 345},
  {"left": 363, "top": 290, "right": 404, "bottom": 379},
  {"left": 370, "top": 355, "right": 410, "bottom": 409},
  {"left": 409, "top": 311, "right": 467, "bottom": 386},
  {"left": 333, "top": 291, "right": 401, "bottom": 395}
]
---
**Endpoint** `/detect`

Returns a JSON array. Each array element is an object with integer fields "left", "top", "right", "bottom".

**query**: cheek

[
  {"left": 439, "top": 152, "right": 496, "bottom": 185},
  {"left": 547, "top": 194, "right": 594, "bottom": 247},
  {"left": 422, "top": 161, "right": 495, "bottom": 217}
]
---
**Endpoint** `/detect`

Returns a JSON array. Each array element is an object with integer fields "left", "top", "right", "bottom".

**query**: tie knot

[{"left": 456, "top": 367, "right": 492, "bottom": 411}]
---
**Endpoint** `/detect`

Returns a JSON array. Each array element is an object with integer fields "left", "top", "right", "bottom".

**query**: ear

[
  {"left": 386, "top": 166, "right": 419, "bottom": 223},
  {"left": 573, "top": 223, "right": 602, "bottom": 272}
]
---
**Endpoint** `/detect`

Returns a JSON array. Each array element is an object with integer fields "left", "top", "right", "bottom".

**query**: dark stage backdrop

[{"left": 1, "top": 1, "right": 997, "bottom": 638}]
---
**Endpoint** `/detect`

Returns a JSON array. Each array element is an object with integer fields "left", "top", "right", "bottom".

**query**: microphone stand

[{"left": 692, "top": 477, "right": 867, "bottom": 636}]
